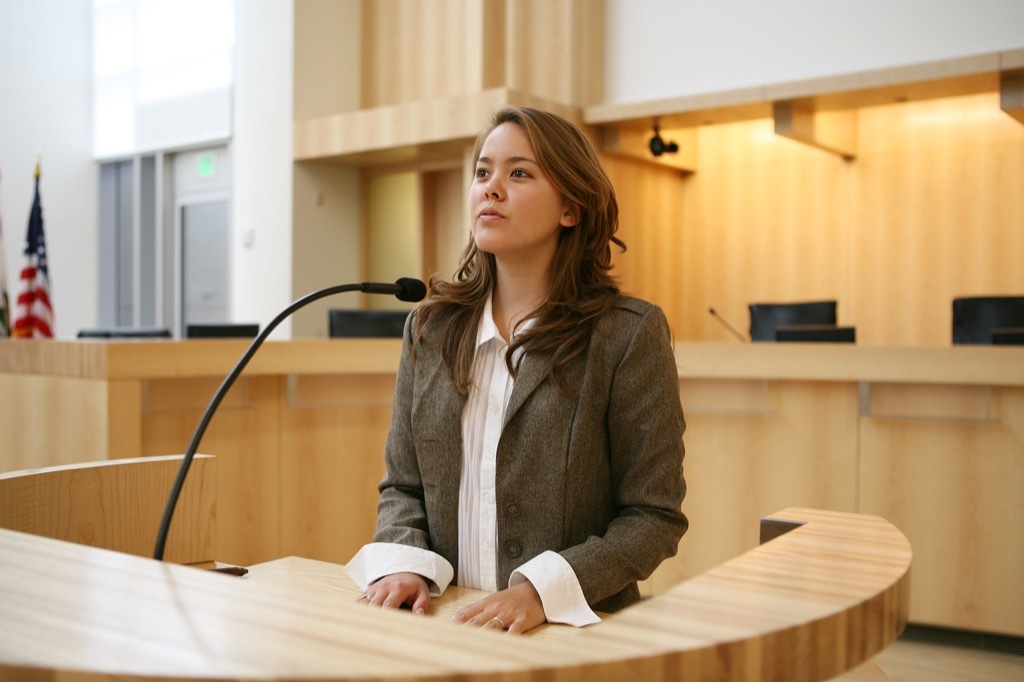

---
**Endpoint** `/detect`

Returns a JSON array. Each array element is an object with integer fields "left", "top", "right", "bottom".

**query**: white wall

[
  {"left": 0, "top": 0, "right": 96, "bottom": 339},
  {"left": 232, "top": 0, "right": 295, "bottom": 338},
  {"left": 605, "top": 0, "right": 1024, "bottom": 103}
]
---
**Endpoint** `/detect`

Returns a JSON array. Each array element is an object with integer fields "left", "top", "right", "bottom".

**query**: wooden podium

[{"left": 0, "top": 507, "right": 911, "bottom": 682}]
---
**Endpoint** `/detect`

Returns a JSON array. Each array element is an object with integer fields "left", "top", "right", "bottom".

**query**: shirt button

[
  {"left": 505, "top": 541, "right": 522, "bottom": 558},
  {"left": 505, "top": 503, "right": 520, "bottom": 517}
]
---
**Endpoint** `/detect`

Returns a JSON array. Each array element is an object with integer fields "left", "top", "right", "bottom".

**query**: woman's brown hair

[{"left": 416, "top": 106, "right": 626, "bottom": 395}]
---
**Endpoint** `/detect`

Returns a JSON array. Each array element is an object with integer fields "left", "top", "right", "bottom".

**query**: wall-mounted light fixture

[{"left": 649, "top": 122, "right": 679, "bottom": 156}]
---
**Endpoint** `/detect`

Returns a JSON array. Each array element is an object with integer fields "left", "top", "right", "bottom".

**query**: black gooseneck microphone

[
  {"left": 708, "top": 307, "right": 749, "bottom": 342},
  {"left": 153, "top": 278, "right": 427, "bottom": 561}
]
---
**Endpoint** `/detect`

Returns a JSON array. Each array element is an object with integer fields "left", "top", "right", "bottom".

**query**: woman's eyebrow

[{"left": 477, "top": 155, "right": 539, "bottom": 166}]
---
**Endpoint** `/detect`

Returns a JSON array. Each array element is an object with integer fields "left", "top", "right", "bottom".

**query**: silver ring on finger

[{"left": 489, "top": 616, "right": 506, "bottom": 629}]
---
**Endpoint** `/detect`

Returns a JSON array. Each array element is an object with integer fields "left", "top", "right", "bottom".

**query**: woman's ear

[{"left": 560, "top": 204, "right": 580, "bottom": 228}]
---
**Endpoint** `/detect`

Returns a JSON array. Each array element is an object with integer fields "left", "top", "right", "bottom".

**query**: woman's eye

[
  {"left": 475, "top": 168, "right": 489, "bottom": 179},
  {"left": 511, "top": 168, "right": 530, "bottom": 178}
]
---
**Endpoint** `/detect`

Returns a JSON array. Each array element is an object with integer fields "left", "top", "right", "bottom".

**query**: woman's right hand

[{"left": 356, "top": 572, "right": 431, "bottom": 615}]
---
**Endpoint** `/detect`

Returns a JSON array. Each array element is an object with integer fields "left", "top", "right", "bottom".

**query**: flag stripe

[{"left": 12, "top": 175, "right": 54, "bottom": 339}]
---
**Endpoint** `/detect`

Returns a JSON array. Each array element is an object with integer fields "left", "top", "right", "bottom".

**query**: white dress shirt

[{"left": 345, "top": 295, "right": 599, "bottom": 626}]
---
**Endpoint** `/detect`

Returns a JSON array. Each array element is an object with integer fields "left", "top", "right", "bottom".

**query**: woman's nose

[{"left": 484, "top": 176, "right": 504, "bottom": 199}]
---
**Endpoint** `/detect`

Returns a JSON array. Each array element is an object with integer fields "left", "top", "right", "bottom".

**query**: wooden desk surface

[
  {"left": 244, "top": 555, "right": 592, "bottom": 641},
  {"left": 2, "top": 338, "right": 1022, "bottom": 386},
  {"left": 0, "top": 507, "right": 911, "bottom": 681}
]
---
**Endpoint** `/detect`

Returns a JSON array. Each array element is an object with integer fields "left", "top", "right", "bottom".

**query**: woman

[{"left": 346, "top": 106, "right": 687, "bottom": 634}]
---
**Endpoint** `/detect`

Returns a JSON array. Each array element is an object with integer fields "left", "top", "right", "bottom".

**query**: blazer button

[
  {"left": 505, "top": 541, "right": 522, "bottom": 557},
  {"left": 505, "top": 503, "right": 520, "bottom": 517}
]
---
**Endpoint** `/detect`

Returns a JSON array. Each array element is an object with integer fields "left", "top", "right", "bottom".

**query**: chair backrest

[
  {"left": 77, "top": 326, "right": 172, "bottom": 338},
  {"left": 952, "top": 296, "right": 1024, "bottom": 344},
  {"left": 748, "top": 300, "right": 837, "bottom": 342},
  {"left": 328, "top": 309, "right": 408, "bottom": 338},
  {"left": 774, "top": 324, "right": 856, "bottom": 343},
  {"left": 0, "top": 454, "right": 216, "bottom": 565},
  {"left": 186, "top": 322, "right": 260, "bottom": 339}
]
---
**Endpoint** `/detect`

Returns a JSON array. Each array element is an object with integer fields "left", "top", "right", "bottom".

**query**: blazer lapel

[{"left": 504, "top": 352, "right": 549, "bottom": 428}]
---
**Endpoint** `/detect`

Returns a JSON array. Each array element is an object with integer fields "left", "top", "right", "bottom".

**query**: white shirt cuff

[
  {"left": 510, "top": 551, "right": 601, "bottom": 627},
  {"left": 343, "top": 542, "right": 455, "bottom": 597}
]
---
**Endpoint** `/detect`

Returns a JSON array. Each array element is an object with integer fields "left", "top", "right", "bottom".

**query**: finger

[
  {"left": 484, "top": 616, "right": 506, "bottom": 631},
  {"left": 411, "top": 590, "right": 430, "bottom": 615},
  {"left": 379, "top": 587, "right": 405, "bottom": 609},
  {"left": 450, "top": 607, "right": 475, "bottom": 624}
]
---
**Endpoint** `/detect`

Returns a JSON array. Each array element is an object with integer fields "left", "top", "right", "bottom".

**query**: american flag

[{"left": 12, "top": 171, "right": 54, "bottom": 338}]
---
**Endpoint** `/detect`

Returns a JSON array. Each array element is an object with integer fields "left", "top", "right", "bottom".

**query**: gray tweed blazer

[{"left": 373, "top": 295, "right": 687, "bottom": 613}]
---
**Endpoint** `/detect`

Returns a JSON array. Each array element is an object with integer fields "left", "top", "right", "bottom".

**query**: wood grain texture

[
  {"left": 359, "top": 0, "right": 602, "bottom": 109},
  {"left": 650, "top": 381, "right": 859, "bottom": 593},
  {"left": 0, "top": 455, "right": 215, "bottom": 565},
  {"left": 859, "top": 385, "right": 1024, "bottom": 635},
  {"left": 0, "top": 507, "right": 911, "bottom": 681}
]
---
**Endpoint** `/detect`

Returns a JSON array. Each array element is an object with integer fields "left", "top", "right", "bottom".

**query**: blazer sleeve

[
  {"left": 372, "top": 311, "right": 432, "bottom": 550},
  {"left": 560, "top": 303, "right": 688, "bottom": 606}
]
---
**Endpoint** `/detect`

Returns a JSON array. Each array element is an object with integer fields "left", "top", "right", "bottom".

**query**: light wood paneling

[
  {"left": 0, "top": 455, "right": 215, "bottom": 565},
  {"left": 280, "top": 402, "right": 392, "bottom": 563},
  {"left": 365, "top": 171, "right": 423, "bottom": 308},
  {"left": 601, "top": 153, "right": 689, "bottom": 336},
  {"left": 107, "top": 379, "right": 142, "bottom": 458},
  {"left": 281, "top": 373, "right": 396, "bottom": 562},
  {"left": 677, "top": 116, "right": 855, "bottom": 343},
  {"left": 424, "top": 166, "right": 470, "bottom": 281},
  {"left": 505, "top": 0, "right": 604, "bottom": 106},
  {"left": 293, "top": 0, "right": 361, "bottom": 119},
  {"left": 140, "top": 376, "right": 282, "bottom": 565},
  {"left": 360, "top": 0, "right": 602, "bottom": 109},
  {"left": 362, "top": 0, "right": 483, "bottom": 107},
  {"left": 854, "top": 92, "right": 1024, "bottom": 346},
  {"left": 0, "top": 374, "right": 111, "bottom": 469},
  {"left": 645, "top": 379, "right": 860, "bottom": 594},
  {"left": 859, "top": 386, "right": 1024, "bottom": 635},
  {"left": 600, "top": 92, "right": 1024, "bottom": 346}
]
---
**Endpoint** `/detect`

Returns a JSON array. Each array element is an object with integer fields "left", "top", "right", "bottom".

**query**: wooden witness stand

[{"left": 0, "top": 485, "right": 911, "bottom": 682}]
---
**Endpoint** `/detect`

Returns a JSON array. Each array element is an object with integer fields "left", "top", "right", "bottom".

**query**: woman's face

[{"left": 469, "top": 122, "right": 576, "bottom": 270}]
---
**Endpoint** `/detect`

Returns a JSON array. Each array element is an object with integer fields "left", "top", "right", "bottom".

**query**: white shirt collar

[
  {"left": 476, "top": 291, "right": 537, "bottom": 350},
  {"left": 476, "top": 293, "right": 501, "bottom": 349}
]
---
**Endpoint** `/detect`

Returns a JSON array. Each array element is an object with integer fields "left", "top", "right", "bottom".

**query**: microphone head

[{"left": 395, "top": 278, "right": 427, "bottom": 302}]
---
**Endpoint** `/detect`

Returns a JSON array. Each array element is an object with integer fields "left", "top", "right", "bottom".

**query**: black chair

[
  {"left": 186, "top": 323, "right": 260, "bottom": 339},
  {"left": 748, "top": 300, "right": 837, "bottom": 342},
  {"left": 77, "top": 326, "right": 172, "bottom": 339},
  {"left": 775, "top": 324, "right": 856, "bottom": 343},
  {"left": 952, "top": 296, "right": 1024, "bottom": 345},
  {"left": 992, "top": 328, "right": 1024, "bottom": 345},
  {"left": 328, "top": 309, "right": 408, "bottom": 338}
]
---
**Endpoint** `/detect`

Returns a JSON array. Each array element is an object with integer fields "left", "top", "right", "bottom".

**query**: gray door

[{"left": 181, "top": 200, "right": 230, "bottom": 327}]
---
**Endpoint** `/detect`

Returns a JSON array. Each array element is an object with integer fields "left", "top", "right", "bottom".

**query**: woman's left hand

[{"left": 450, "top": 580, "right": 546, "bottom": 634}]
